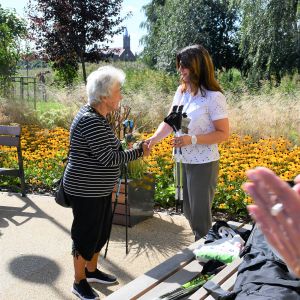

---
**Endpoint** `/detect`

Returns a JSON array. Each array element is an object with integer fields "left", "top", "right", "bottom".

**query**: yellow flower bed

[
  {"left": 0, "top": 126, "right": 69, "bottom": 188},
  {"left": 142, "top": 132, "right": 300, "bottom": 216},
  {"left": 1, "top": 126, "right": 299, "bottom": 216}
]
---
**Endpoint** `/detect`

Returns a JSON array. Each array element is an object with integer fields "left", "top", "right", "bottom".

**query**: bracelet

[{"left": 191, "top": 135, "right": 197, "bottom": 145}]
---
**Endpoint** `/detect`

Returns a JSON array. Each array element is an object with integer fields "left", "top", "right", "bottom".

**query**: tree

[
  {"left": 140, "top": 0, "right": 240, "bottom": 73},
  {"left": 0, "top": 5, "right": 26, "bottom": 92},
  {"left": 140, "top": 0, "right": 166, "bottom": 67},
  {"left": 27, "top": 0, "right": 126, "bottom": 85},
  {"left": 239, "top": 0, "right": 299, "bottom": 85}
]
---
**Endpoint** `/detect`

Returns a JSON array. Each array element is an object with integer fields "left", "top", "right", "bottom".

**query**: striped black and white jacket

[{"left": 63, "top": 105, "right": 142, "bottom": 197}]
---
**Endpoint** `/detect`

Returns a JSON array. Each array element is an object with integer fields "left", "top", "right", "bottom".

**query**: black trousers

[{"left": 66, "top": 193, "right": 112, "bottom": 261}]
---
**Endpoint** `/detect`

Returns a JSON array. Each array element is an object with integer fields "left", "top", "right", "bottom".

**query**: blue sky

[{"left": 0, "top": 0, "right": 149, "bottom": 54}]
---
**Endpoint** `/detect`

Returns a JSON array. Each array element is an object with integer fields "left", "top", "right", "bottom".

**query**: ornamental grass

[{"left": 1, "top": 126, "right": 300, "bottom": 219}]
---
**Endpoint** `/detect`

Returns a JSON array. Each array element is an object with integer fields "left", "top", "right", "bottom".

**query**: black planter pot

[{"left": 112, "top": 174, "right": 155, "bottom": 227}]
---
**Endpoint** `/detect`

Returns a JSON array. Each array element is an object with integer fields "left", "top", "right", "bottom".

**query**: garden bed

[{"left": 1, "top": 125, "right": 300, "bottom": 221}]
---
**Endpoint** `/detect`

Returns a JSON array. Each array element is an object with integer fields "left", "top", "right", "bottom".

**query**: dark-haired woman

[{"left": 146, "top": 45, "right": 229, "bottom": 241}]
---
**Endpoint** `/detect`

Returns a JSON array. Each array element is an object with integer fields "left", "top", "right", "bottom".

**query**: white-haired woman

[{"left": 63, "top": 65, "right": 149, "bottom": 300}]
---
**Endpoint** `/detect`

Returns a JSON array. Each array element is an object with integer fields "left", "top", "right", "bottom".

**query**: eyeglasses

[{"left": 179, "top": 61, "right": 189, "bottom": 69}]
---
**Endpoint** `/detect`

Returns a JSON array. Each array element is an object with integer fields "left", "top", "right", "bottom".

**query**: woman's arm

[
  {"left": 174, "top": 118, "right": 229, "bottom": 147},
  {"left": 145, "top": 121, "right": 173, "bottom": 150},
  {"left": 146, "top": 87, "right": 182, "bottom": 149},
  {"left": 81, "top": 117, "right": 144, "bottom": 166},
  {"left": 196, "top": 118, "right": 229, "bottom": 144}
]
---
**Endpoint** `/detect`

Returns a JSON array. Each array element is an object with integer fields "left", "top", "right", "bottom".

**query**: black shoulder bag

[{"left": 54, "top": 112, "right": 86, "bottom": 207}]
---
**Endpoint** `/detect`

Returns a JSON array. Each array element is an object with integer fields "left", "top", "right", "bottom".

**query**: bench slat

[
  {"left": 106, "top": 239, "right": 206, "bottom": 300},
  {"left": 140, "top": 260, "right": 203, "bottom": 300},
  {"left": 0, "top": 136, "right": 19, "bottom": 147},
  {"left": 189, "top": 258, "right": 242, "bottom": 300},
  {"left": 204, "top": 272, "right": 239, "bottom": 300},
  {"left": 0, "top": 125, "right": 21, "bottom": 135},
  {"left": 107, "top": 222, "right": 251, "bottom": 300},
  {"left": 0, "top": 168, "right": 20, "bottom": 176},
  {"left": 219, "top": 270, "right": 238, "bottom": 291}
]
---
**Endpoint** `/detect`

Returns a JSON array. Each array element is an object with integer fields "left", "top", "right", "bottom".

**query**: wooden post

[
  {"left": 20, "top": 77, "right": 24, "bottom": 101},
  {"left": 33, "top": 78, "right": 37, "bottom": 110}
]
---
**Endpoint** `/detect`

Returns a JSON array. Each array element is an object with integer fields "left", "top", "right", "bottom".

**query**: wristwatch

[{"left": 191, "top": 135, "right": 197, "bottom": 145}]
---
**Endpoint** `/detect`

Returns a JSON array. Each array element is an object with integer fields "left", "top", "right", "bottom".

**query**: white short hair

[{"left": 86, "top": 65, "right": 125, "bottom": 106}]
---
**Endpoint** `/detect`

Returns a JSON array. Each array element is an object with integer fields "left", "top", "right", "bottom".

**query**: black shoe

[
  {"left": 72, "top": 279, "right": 100, "bottom": 300},
  {"left": 85, "top": 268, "right": 117, "bottom": 284}
]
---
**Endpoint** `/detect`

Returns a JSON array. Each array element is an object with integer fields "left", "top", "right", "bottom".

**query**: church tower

[{"left": 123, "top": 27, "right": 130, "bottom": 51}]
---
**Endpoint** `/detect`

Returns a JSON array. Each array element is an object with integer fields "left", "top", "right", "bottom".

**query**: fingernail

[{"left": 246, "top": 170, "right": 257, "bottom": 181}]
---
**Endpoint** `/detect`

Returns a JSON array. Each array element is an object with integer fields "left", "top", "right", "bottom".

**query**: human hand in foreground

[{"left": 243, "top": 167, "right": 300, "bottom": 277}]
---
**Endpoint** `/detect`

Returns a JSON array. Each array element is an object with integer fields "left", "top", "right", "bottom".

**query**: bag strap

[
  {"left": 58, "top": 107, "right": 93, "bottom": 185},
  {"left": 203, "top": 281, "right": 235, "bottom": 299},
  {"left": 61, "top": 109, "right": 90, "bottom": 172},
  {"left": 66, "top": 109, "right": 91, "bottom": 158}
]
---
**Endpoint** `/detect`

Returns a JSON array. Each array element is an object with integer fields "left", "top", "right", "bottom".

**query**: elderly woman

[{"left": 63, "top": 65, "right": 149, "bottom": 300}]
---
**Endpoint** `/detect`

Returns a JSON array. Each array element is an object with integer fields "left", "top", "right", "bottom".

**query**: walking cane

[
  {"left": 174, "top": 130, "right": 183, "bottom": 213},
  {"left": 104, "top": 172, "right": 122, "bottom": 258},
  {"left": 122, "top": 119, "right": 134, "bottom": 255},
  {"left": 174, "top": 154, "right": 183, "bottom": 211},
  {"left": 104, "top": 120, "right": 133, "bottom": 257},
  {"left": 164, "top": 105, "right": 184, "bottom": 213}
]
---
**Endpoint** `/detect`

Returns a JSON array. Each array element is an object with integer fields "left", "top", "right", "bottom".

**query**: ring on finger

[{"left": 270, "top": 202, "right": 284, "bottom": 216}]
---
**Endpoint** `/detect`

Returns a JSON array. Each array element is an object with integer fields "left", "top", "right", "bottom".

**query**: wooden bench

[
  {"left": 106, "top": 222, "right": 251, "bottom": 300},
  {"left": 0, "top": 125, "right": 26, "bottom": 196}
]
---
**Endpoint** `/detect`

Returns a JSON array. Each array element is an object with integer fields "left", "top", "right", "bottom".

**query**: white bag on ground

[{"left": 193, "top": 234, "right": 245, "bottom": 264}]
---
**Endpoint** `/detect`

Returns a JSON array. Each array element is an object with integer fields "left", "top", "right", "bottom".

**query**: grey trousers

[{"left": 181, "top": 161, "right": 219, "bottom": 241}]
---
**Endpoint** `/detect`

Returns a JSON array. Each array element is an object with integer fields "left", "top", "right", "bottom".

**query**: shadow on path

[
  {"left": 108, "top": 213, "right": 192, "bottom": 261},
  {"left": 9, "top": 255, "right": 60, "bottom": 283},
  {"left": 8, "top": 255, "right": 71, "bottom": 299},
  {"left": 0, "top": 193, "right": 70, "bottom": 235}
]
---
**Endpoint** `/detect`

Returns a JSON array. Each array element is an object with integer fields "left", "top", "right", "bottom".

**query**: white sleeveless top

[{"left": 172, "top": 87, "right": 228, "bottom": 164}]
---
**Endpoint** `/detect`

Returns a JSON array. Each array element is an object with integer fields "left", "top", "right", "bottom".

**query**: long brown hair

[{"left": 176, "top": 44, "right": 223, "bottom": 96}]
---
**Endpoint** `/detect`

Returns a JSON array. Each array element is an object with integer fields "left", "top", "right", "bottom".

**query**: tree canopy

[
  {"left": 0, "top": 5, "right": 26, "bottom": 88},
  {"left": 141, "top": 0, "right": 300, "bottom": 84},
  {"left": 239, "top": 0, "right": 299, "bottom": 84},
  {"left": 141, "top": 0, "right": 240, "bottom": 73},
  {"left": 27, "top": 0, "right": 126, "bottom": 85}
]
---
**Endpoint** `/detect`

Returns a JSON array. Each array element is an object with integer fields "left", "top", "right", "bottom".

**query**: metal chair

[{"left": 0, "top": 125, "right": 26, "bottom": 196}]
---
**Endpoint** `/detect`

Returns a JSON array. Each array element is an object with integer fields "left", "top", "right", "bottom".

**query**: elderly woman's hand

[
  {"left": 142, "top": 142, "right": 150, "bottom": 157},
  {"left": 243, "top": 167, "right": 300, "bottom": 277},
  {"left": 144, "top": 136, "right": 159, "bottom": 151}
]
